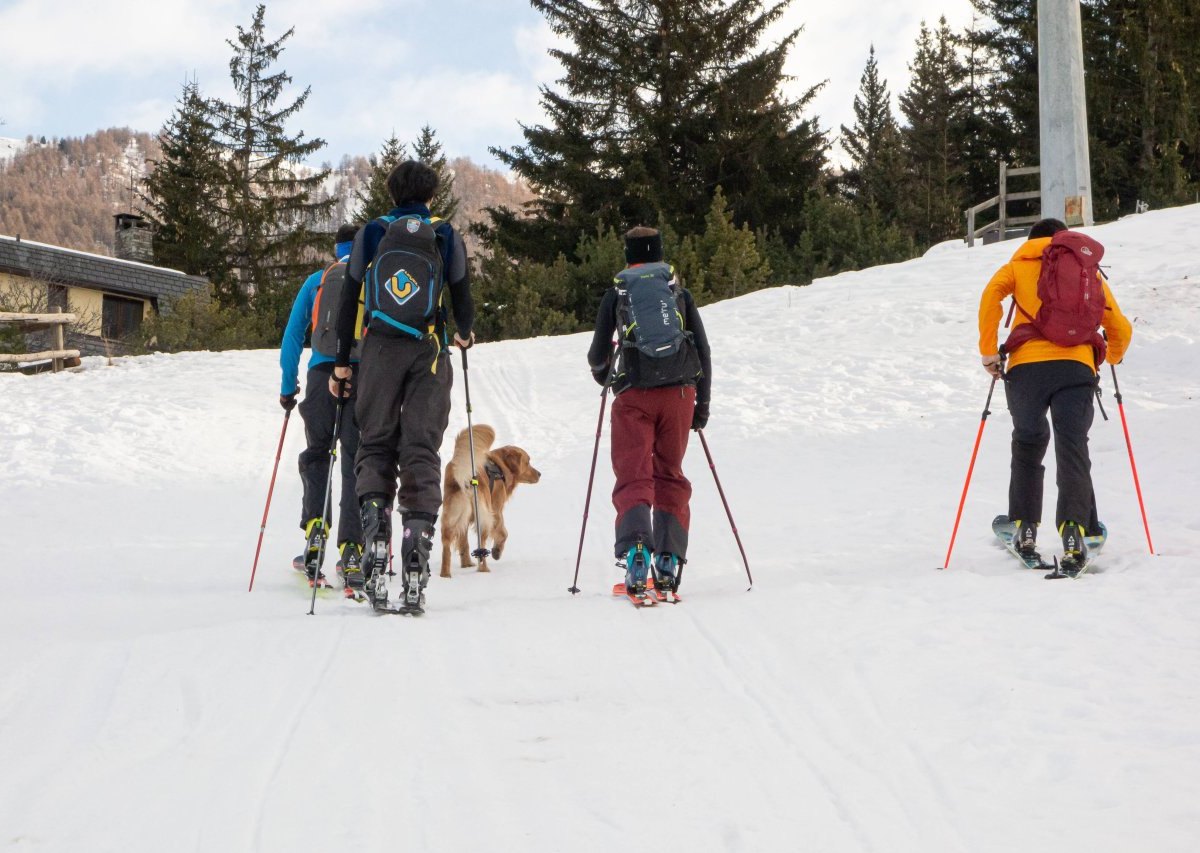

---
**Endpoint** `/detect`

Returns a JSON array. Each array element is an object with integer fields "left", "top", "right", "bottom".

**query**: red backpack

[{"left": 1004, "top": 231, "right": 1108, "bottom": 365}]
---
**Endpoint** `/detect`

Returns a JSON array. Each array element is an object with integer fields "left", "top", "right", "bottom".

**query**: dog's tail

[{"left": 449, "top": 424, "right": 496, "bottom": 491}]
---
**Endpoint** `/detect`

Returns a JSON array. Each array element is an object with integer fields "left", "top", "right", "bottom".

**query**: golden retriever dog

[{"left": 440, "top": 424, "right": 541, "bottom": 578}]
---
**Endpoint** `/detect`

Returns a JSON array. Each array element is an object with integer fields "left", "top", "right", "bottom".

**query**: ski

[
  {"left": 292, "top": 556, "right": 338, "bottom": 596},
  {"left": 612, "top": 582, "right": 656, "bottom": 608},
  {"left": 991, "top": 515, "right": 1051, "bottom": 569}
]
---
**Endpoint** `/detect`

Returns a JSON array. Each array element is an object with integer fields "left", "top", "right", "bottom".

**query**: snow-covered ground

[{"left": 1, "top": 206, "right": 1197, "bottom": 852}]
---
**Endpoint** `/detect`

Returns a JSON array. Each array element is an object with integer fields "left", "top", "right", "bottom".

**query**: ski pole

[
  {"left": 307, "top": 379, "right": 350, "bottom": 614},
  {"left": 460, "top": 347, "right": 490, "bottom": 561},
  {"left": 939, "top": 372, "right": 1001, "bottom": 570},
  {"left": 940, "top": 301, "right": 1016, "bottom": 571},
  {"left": 249, "top": 410, "right": 291, "bottom": 592},
  {"left": 307, "top": 381, "right": 350, "bottom": 614},
  {"left": 569, "top": 344, "right": 619, "bottom": 594},
  {"left": 697, "top": 430, "right": 753, "bottom": 590},
  {"left": 1109, "top": 364, "right": 1155, "bottom": 554}
]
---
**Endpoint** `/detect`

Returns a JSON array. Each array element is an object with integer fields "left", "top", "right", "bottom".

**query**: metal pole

[
  {"left": 460, "top": 348, "right": 490, "bottom": 561},
  {"left": 697, "top": 430, "right": 753, "bottom": 590}
]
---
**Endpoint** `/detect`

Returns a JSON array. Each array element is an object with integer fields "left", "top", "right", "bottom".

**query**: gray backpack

[
  {"left": 614, "top": 262, "right": 702, "bottom": 389},
  {"left": 310, "top": 261, "right": 362, "bottom": 361}
]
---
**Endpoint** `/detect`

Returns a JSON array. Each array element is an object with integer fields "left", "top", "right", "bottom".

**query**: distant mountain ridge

[{"left": 0, "top": 128, "right": 532, "bottom": 262}]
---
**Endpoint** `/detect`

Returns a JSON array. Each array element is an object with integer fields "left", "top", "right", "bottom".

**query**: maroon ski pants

[{"left": 610, "top": 385, "right": 696, "bottom": 559}]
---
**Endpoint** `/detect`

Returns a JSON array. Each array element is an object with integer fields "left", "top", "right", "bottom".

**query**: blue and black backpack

[{"left": 364, "top": 214, "right": 447, "bottom": 345}]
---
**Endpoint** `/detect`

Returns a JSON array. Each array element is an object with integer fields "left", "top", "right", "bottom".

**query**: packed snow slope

[{"left": 2, "top": 206, "right": 1198, "bottom": 853}]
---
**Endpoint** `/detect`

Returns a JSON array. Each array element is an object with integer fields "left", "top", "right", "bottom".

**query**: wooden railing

[
  {"left": 0, "top": 308, "right": 81, "bottom": 372},
  {"left": 965, "top": 163, "right": 1042, "bottom": 247}
]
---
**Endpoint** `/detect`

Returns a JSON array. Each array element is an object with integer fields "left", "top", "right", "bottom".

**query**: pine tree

[
  {"left": 488, "top": 0, "right": 827, "bottom": 265},
  {"left": 840, "top": 46, "right": 906, "bottom": 224},
  {"left": 899, "top": 18, "right": 963, "bottom": 247},
  {"left": 967, "top": 0, "right": 1038, "bottom": 171},
  {"left": 139, "top": 80, "right": 232, "bottom": 294},
  {"left": 412, "top": 125, "right": 460, "bottom": 222},
  {"left": 209, "top": 3, "right": 332, "bottom": 303},
  {"left": 353, "top": 133, "right": 407, "bottom": 222},
  {"left": 1085, "top": 0, "right": 1200, "bottom": 216}
]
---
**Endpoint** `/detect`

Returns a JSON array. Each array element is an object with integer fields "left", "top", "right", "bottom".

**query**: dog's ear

[{"left": 497, "top": 446, "right": 540, "bottom": 484}]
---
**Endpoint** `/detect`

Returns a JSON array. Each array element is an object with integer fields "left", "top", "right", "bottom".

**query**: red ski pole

[
  {"left": 248, "top": 411, "right": 291, "bottom": 591},
  {"left": 941, "top": 301, "right": 1015, "bottom": 571},
  {"left": 1109, "top": 364, "right": 1155, "bottom": 554},
  {"left": 940, "top": 374, "right": 1000, "bottom": 570}
]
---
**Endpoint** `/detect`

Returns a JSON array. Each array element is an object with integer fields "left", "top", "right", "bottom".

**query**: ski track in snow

[{"left": 2, "top": 206, "right": 1200, "bottom": 851}]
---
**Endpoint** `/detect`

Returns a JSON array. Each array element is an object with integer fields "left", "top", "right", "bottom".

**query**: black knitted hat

[{"left": 624, "top": 227, "right": 663, "bottom": 264}]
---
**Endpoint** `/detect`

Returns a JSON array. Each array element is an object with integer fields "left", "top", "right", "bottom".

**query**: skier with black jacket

[
  {"left": 588, "top": 226, "right": 711, "bottom": 602},
  {"left": 329, "top": 160, "right": 474, "bottom": 612}
]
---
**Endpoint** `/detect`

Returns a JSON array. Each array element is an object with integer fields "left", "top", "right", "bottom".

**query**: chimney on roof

[{"left": 114, "top": 213, "right": 154, "bottom": 264}]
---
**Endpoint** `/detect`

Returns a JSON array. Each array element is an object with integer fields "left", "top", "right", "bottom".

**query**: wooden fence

[
  {"left": 0, "top": 308, "right": 81, "bottom": 372},
  {"left": 964, "top": 163, "right": 1042, "bottom": 247}
]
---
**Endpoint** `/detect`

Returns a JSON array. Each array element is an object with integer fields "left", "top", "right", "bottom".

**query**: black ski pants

[
  {"left": 353, "top": 333, "right": 452, "bottom": 520},
  {"left": 1004, "top": 360, "right": 1100, "bottom": 533},
  {"left": 298, "top": 362, "right": 362, "bottom": 545}
]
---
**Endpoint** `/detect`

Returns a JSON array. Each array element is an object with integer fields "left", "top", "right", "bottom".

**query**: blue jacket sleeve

[{"left": 280, "top": 271, "right": 321, "bottom": 395}]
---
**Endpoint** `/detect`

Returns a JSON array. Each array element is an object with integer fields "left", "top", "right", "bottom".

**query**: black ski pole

[
  {"left": 697, "top": 429, "right": 753, "bottom": 591},
  {"left": 460, "top": 347, "right": 490, "bottom": 561},
  {"left": 569, "top": 345, "right": 619, "bottom": 594},
  {"left": 309, "top": 377, "right": 348, "bottom": 615},
  {"left": 249, "top": 410, "right": 291, "bottom": 592}
]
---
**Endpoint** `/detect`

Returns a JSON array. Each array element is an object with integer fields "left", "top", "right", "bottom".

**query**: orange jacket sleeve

[
  {"left": 1100, "top": 278, "right": 1133, "bottom": 364},
  {"left": 978, "top": 263, "right": 1016, "bottom": 356}
]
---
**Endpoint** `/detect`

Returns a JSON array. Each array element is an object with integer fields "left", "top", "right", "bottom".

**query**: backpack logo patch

[
  {"left": 406, "top": 219, "right": 421, "bottom": 234},
  {"left": 385, "top": 269, "right": 419, "bottom": 305}
]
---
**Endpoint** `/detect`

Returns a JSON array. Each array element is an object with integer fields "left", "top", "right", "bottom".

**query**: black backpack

[
  {"left": 364, "top": 214, "right": 446, "bottom": 340},
  {"left": 614, "top": 262, "right": 702, "bottom": 389},
  {"left": 310, "top": 261, "right": 362, "bottom": 360}
]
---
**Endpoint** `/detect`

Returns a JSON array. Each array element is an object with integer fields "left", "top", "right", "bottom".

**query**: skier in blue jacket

[{"left": 279, "top": 223, "right": 364, "bottom": 587}]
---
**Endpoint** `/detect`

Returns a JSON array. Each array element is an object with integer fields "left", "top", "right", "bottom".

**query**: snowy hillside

[
  {"left": 0, "top": 135, "right": 27, "bottom": 161},
  {"left": 1, "top": 206, "right": 1198, "bottom": 852}
]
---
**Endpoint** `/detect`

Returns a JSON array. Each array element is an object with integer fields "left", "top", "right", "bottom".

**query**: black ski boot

[
  {"left": 302, "top": 517, "right": 331, "bottom": 587},
  {"left": 1014, "top": 520, "right": 1039, "bottom": 560},
  {"left": 337, "top": 541, "right": 365, "bottom": 599},
  {"left": 398, "top": 518, "right": 434, "bottom": 615},
  {"left": 360, "top": 497, "right": 392, "bottom": 609},
  {"left": 1059, "top": 520, "right": 1089, "bottom": 577}
]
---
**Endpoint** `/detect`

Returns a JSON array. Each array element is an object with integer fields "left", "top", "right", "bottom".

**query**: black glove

[
  {"left": 280, "top": 389, "right": 299, "bottom": 411},
  {"left": 591, "top": 366, "right": 609, "bottom": 387},
  {"left": 691, "top": 401, "right": 709, "bottom": 431}
]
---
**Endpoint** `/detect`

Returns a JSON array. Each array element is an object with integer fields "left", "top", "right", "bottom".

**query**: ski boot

[
  {"left": 360, "top": 497, "right": 392, "bottom": 609},
  {"left": 620, "top": 541, "right": 653, "bottom": 606},
  {"left": 1059, "top": 520, "right": 1089, "bottom": 577},
  {"left": 398, "top": 518, "right": 434, "bottom": 615},
  {"left": 336, "top": 541, "right": 366, "bottom": 600},
  {"left": 301, "top": 517, "right": 331, "bottom": 588},
  {"left": 650, "top": 551, "right": 682, "bottom": 602},
  {"left": 1013, "top": 520, "right": 1040, "bottom": 561}
]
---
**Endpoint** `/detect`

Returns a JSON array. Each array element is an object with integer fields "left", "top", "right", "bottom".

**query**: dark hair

[
  {"left": 1028, "top": 218, "right": 1068, "bottom": 239},
  {"left": 386, "top": 160, "right": 439, "bottom": 206},
  {"left": 334, "top": 223, "right": 359, "bottom": 243}
]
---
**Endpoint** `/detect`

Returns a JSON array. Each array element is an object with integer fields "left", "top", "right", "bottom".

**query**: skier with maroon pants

[{"left": 587, "top": 226, "right": 711, "bottom": 599}]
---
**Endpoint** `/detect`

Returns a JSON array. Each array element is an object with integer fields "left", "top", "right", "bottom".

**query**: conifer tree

[
  {"left": 899, "top": 18, "right": 963, "bottom": 247},
  {"left": 840, "top": 46, "right": 906, "bottom": 224},
  {"left": 354, "top": 133, "right": 407, "bottom": 222},
  {"left": 488, "top": 0, "right": 827, "bottom": 265},
  {"left": 965, "top": 0, "right": 1038, "bottom": 171},
  {"left": 412, "top": 125, "right": 460, "bottom": 222},
  {"left": 140, "top": 80, "right": 232, "bottom": 292},
  {"left": 209, "top": 3, "right": 332, "bottom": 303}
]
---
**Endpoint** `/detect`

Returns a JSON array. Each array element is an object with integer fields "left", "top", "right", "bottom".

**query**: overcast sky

[{"left": 0, "top": 0, "right": 978, "bottom": 169}]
